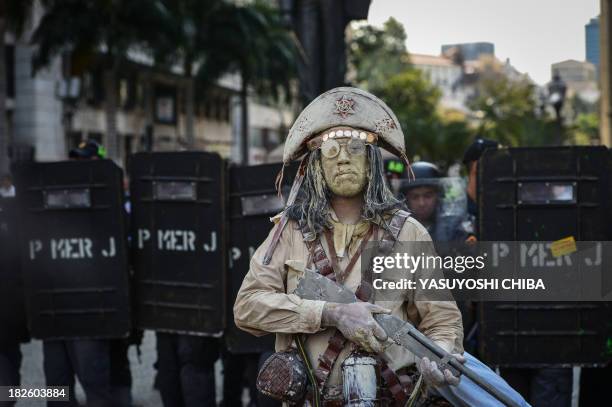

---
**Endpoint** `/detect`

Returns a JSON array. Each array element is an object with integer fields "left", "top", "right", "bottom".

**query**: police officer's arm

[{"left": 233, "top": 222, "right": 326, "bottom": 337}]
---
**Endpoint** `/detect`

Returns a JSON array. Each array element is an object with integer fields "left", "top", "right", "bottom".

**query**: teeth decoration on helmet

[{"left": 283, "top": 87, "right": 408, "bottom": 166}]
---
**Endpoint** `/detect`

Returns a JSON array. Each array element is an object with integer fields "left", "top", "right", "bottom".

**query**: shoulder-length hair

[{"left": 286, "top": 145, "right": 404, "bottom": 241}]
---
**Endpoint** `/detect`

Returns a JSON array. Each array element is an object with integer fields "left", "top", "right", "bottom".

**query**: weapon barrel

[
  {"left": 405, "top": 325, "right": 520, "bottom": 407},
  {"left": 295, "top": 270, "right": 520, "bottom": 407}
]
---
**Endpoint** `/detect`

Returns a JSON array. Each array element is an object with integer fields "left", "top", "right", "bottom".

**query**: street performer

[{"left": 234, "top": 87, "right": 528, "bottom": 406}]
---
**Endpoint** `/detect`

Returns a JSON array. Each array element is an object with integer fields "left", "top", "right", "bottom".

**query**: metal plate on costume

[
  {"left": 225, "top": 162, "right": 296, "bottom": 353},
  {"left": 0, "top": 198, "right": 29, "bottom": 343},
  {"left": 130, "top": 152, "right": 225, "bottom": 336},
  {"left": 478, "top": 146, "right": 612, "bottom": 367},
  {"left": 14, "top": 160, "right": 131, "bottom": 339}
]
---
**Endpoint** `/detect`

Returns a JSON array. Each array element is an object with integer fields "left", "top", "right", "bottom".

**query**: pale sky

[{"left": 368, "top": 0, "right": 600, "bottom": 85}]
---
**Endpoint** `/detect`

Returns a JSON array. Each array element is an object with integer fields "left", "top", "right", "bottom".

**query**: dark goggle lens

[{"left": 347, "top": 138, "right": 366, "bottom": 155}]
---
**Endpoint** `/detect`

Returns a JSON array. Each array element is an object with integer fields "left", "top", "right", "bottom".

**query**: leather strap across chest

[{"left": 302, "top": 210, "right": 411, "bottom": 406}]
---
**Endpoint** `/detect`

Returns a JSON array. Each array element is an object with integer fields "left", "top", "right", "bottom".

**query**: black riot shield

[
  {"left": 14, "top": 160, "right": 131, "bottom": 339},
  {"left": 478, "top": 146, "right": 612, "bottom": 367},
  {"left": 130, "top": 152, "right": 225, "bottom": 336},
  {"left": 0, "top": 198, "right": 29, "bottom": 344},
  {"left": 225, "top": 163, "right": 296, "bottom": 353}
]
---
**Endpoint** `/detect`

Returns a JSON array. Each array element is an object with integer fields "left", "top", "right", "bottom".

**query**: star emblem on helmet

[{"left": 333, "top": 95, "right": 356, "bottom": 119}]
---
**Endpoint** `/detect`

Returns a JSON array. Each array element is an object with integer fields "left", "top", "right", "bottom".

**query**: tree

[
  {"left": 348, "top": 18, "right": 474, "bottom": 169},
  {"left": 195, "top": 0, "right": 297, "bottom": 164},
  {"left": 569, "top": 112, "right": 599, "bottom": 145},
  {"left": 348, "top": 17, "right": 409, "bottom": 91},
  {"left": 379, "top": 69, "right": 473, "bottom": 168},
  {"left": 468, "top": 76, "right": 560, "bottom": 146},
  {"left": 31, "top": 0, "right": 163, "bottom": 161},
  {"left": 0, "top": 0, "right": 35, "bottom": 173},
  {"left": 149, "top": 0, "right": 243, "bottom": 149}
]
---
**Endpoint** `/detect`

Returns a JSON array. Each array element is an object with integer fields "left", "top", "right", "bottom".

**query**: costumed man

[{"left": 234, "top": 87, "right": 529, "bottom": 406}]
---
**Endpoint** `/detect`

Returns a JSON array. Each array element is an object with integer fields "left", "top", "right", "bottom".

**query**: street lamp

[
  {"left": 547, "top": 71, "right": 567, "bottom": 144},
  {"left": 548, "top": 72, "right": 567, "bottom": 120}
]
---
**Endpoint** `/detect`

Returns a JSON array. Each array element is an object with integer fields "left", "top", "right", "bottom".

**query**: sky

[{"left": 367, "top": 0, "right": 600, "bottom": 85}]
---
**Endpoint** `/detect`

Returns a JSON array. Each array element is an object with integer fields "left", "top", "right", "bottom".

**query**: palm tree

[
  {"left": 149, "top": 0, "right": 238, "bottom": 149},
  {"left": 197, "top": 0, "right": 298, "bottom": 163},
  {"left": 151, "top": 0, "right": 297, "bottom": 156},
  {"left": 0, "top": 0, "right": 35, "bottom": 173},
  {"left": 31, "top": 0, "right": 163, "bottom": 161}
]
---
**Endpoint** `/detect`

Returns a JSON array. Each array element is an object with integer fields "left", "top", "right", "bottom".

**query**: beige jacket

[{"left": 233, "top": 212, "right": 464, "bottom": 386}]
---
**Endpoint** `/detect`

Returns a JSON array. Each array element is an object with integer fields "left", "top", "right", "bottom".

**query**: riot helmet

[{"left": 401, "top": 161, "right": 441, "bottom": 226}]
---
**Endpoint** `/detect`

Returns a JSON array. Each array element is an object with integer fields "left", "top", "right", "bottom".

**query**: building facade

[
  {"left": 441, "top": 42, "right": 495, "bottom": 62},
  {"left": 4, "top": 45, "right": 290, "bottom": 169},
  {"left": 409, "top": 53, "right": 466, "bottom": 110},
  {"left": 600, "top": 0, "right": 611, "bottom": 147},
  {"left": 586, "top": 16, "right": 600, "bottom": 75},
  {"left": 551, "top": 59, "right": 598, "bottom": 93}
]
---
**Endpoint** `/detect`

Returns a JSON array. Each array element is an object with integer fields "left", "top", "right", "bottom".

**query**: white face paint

[{"left": 321, "top": 138, "right": 368, "bottom": 197}]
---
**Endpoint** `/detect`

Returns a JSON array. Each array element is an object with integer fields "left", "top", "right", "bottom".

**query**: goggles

[{"left": 306, "top": 127, "right": 378, "bottom": 159}]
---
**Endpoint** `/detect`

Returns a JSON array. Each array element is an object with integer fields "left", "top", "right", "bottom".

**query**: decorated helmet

[
  {"left": 401, "top": 161, "right": 441, "bottom": 191},
  {"left": 283, "top": 87, "right": 407, "bottom": 165}
]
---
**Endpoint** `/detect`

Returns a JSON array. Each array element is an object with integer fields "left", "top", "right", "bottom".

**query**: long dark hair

[{"left": 286, "top": 145, "right": 404, "bottom": 241}]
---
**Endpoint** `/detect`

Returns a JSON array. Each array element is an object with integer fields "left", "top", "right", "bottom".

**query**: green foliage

[
  {"left": 568, "top": 94, "right": 599, "bottom": 122},
  {"left": 468, "top": 76, "right": 559, "bottom": 146},
  {"left": 349, "top": 18, "right": 475, "bottom": 168},
  {"left": 569, "top": 112, "right": 599, "bottom": 144},
  {"left": 379, "top": 70, "right": 473, "bottom": 167},
  {"left": 348, "top": 17, "right": 409, "bottom": 91},
  {"left": 192, "top": 0, "right": 297, "bottom": 102},
  {"left": 31, "top": 0, "right": 164, "bottom": 72}
]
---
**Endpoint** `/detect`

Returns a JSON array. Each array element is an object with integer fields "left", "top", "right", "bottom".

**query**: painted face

[
  {"left": 405, "top": 185, "right": 438, "bottom": 223},
  {"left": 321, "top": 137, "right": 369, "bottom": 197}
]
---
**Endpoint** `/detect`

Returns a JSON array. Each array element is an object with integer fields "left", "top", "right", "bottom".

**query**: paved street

[{"left": 16, "top": 331, "right": 230, "bottom": 407}]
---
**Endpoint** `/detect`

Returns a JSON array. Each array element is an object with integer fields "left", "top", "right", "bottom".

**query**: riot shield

[
  {"left": 225, "top": 163, "right": 296, "bottom": 353},
  {"left": 0, "top": 198, "right": 29, "bottom": 344},
  {"left": 130, "top": 152, "right": 225, "bottom": 336},
  {"left": 478, "top": 146, "right": 612, "bottom": 367},
  {"left": 14, "top": 160, "right": 131, "bottom": 339}
]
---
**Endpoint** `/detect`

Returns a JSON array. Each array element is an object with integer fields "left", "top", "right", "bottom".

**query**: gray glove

[
  {"left": 321, "top": 302, "right": 391, "bottom": 353},
  {"left": 418, "top": 353, "right": 466, "bottom": 387}
]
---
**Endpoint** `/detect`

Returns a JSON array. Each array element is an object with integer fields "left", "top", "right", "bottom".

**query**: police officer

[
  {"left": 0, "top": 187, "right": 27, "bottom": 407},
  {"left": 462, "top": 137, "right": 499, "bottom": 237},
  {"left": 401, "top": 161, "right": 471, "bottom": 244},
  {"left": 462, "top": 138, "right": 572, "bottom": 406},
  {"left": 42, "top": 141, "right": 114, "bottom": 406},
  {"left": 43, "top": 140, "right": 133, "bottom": 407},
  {"left": 155, "top": 333, "right": 218, "bottom": 407}
]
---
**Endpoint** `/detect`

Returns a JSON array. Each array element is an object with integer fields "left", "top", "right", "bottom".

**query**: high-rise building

[
  {"left": 585, "top": 16, "right": 600, "bottom": 73},
  {"left": 441, "top": 42, "right": 494, "bottom": 61}
]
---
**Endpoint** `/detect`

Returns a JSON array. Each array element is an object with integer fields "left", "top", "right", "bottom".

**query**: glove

[
  {"left": 418, "top": 352, "right": 466, "bottom": 387},
  {"left": 321, "top": 302, "right": 391, "bottom": 353}
]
